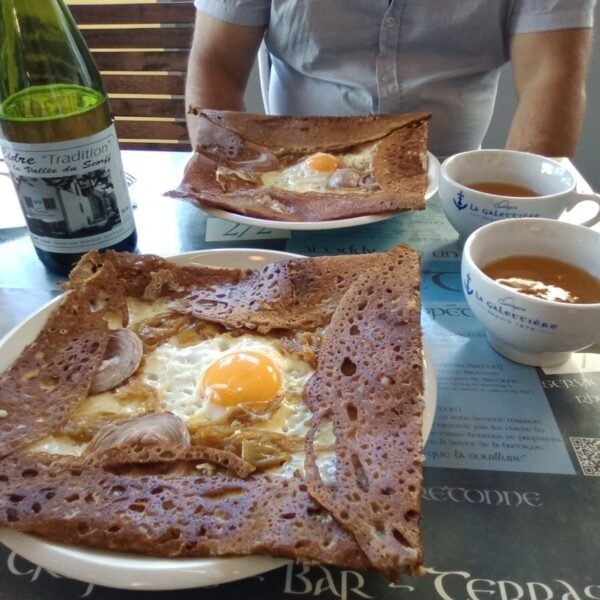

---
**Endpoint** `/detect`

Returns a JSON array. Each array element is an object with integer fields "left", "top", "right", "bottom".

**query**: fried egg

[
  {"left": 29, "top": 308, "right": 335, "bottom": 480},
  {"left": 139, "top": 334, "right": 313, "bottom": 429},
  {"left": 260, "top": 145, "right": 377, "bottom": 192},
  {"left": 35, "top": 331, "right": 315, "bottom": 444}
]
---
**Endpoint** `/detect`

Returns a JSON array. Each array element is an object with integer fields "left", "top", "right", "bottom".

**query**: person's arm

[
  {"left": 185, "top": 11, "right": 265, "bottom": 143},
  {"left": 506, "top": 28, "right": 593, "bottom": 157}
]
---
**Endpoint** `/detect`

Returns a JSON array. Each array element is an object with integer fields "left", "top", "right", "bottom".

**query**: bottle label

[{"left": 0, "top": 124, "right": 135, "bottom": 253}]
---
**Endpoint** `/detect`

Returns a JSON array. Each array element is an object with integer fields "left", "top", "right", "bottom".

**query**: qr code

[{"left": 570, "top": 437, "right": 600, "bottom": 476}]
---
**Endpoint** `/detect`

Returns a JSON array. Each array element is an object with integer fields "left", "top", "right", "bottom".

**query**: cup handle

[{"left": 564, "top": 192, "right": 600, "bottom": 227}]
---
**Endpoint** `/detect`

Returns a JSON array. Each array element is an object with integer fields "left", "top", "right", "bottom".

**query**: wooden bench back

[{"left": 68, "top": 1, "right": 195, "bottom": 151}]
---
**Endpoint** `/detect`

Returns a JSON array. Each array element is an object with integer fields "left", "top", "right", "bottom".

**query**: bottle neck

[{"left": 0, "top": 0, "right": 106, "bottom": 109}]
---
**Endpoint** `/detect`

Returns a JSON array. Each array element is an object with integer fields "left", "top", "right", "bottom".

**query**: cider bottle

[{"left": 0, "top": 0, "right": 137, "bottom": 275}]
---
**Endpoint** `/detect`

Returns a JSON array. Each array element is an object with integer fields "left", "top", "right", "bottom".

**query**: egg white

[
  {"left": 260, "top": 144, "right": 377, "bottom": 192},
  {"left": 137, "top": 333, "right": 335, "bottom": 480},
  {"left": 140, "top": 333, "right": 314, "bottom": 428}
]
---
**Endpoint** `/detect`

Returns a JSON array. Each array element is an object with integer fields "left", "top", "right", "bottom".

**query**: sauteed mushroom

[
  {"left": 85, "top": 412, "right": 190, "bottom": 455},
  {"left": 328, "top": 167, "right": 361, "bottom": 189},
  {"left": 90, "top": 329, "right": 143, "bottom": 394}
]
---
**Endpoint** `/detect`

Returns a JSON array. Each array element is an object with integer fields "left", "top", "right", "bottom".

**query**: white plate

[
  {"left": 202, "top": 152, "right": 441, "bottom": 230},
  {"left": 0, "top": 248, "right": 436, "bottom": 590}
]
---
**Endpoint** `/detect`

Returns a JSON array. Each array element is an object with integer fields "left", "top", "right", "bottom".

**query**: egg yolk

[
  {"left": 304, "top": 152, "right": 341, "bottom": 172},
  {"left": 203, "top": 351, "right": 282, "bottom": 406}
]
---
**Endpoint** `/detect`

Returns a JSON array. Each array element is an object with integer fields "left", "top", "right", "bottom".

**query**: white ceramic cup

[
  {"left": 440, "top": 149, "right": 600, "bottom": 241},
  {"left": 461, "top": 218, "right": 600, "bottom": 367}
]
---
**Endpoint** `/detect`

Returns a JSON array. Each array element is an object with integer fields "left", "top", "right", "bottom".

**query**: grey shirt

[{"left": 193, "top": 0, "right": 595, "bottom": 157}]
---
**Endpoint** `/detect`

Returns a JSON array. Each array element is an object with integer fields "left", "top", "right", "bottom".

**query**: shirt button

[
  {"left": 381, "top": 73, "right": 391, "bottom": 83},
  {"left": 385, "top": 16, "right": 395, "bottom": 27}
]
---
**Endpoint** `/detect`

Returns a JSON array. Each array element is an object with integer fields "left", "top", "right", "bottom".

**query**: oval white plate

[
  {"left": 0, "top": 248, "right": 436, "bottom": 590},
  {"left": 202, "top": 152, "right": 441, "bottom": 230}
]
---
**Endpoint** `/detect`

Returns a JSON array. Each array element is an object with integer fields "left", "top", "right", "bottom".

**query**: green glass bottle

[{"left": 0, "top": 0, "right": 137, "bottom": 276}]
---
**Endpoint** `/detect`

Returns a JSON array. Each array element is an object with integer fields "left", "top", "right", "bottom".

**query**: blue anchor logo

[
  {"left": 464, "top": 272, "right": 474, "bottom": 295},
  {"left": 453, "top": 190, "right": 467, "bottom": 210}
]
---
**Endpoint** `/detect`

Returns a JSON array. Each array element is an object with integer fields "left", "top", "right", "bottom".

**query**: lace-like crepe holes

[
  {"left": 129, "top": 502, "right": 147, "bottom": 513},
  {"left": 157, "top": 528, "right": 182, "bottom": 544},
  {"left": 202, "top": 487, "right": 245, "bottom": 500},
  {"left": 306, "top": 505, "right": 322, "bottom": 516},
  {"left": 21, "top": 368, "right": 39, "bottom": 381},
  {"left": 369, "top": 328, "right": 385, "bottom": 342},
  {"left": 6, "top": 508, "right": 18, "bottom": 522},
  {"left": 351, "top": 454, "right": 369, "bottom": 492},
  {"left": 89, "top": 291, "right": 111, "bottom": 313},
  {"left": 82, "top": 492, "right": 95, "bottom": 504},
  {"left": 77, "top": 523, "right": 91, "bottom": 534},
  {"left": 341, "top": 358, "right": 357, "bottom": 376},
  {"left": 378, "top": 374, "right": 395, "bottom": 385},
  {"left": 109, "top": 485, "right": 127, "bottom": 497},
  {"left": 39, "top": 375, "right": 59, "bottom": 391},
  {"left": 213, "top": 508, "right": 230, "bottom": 522},
  {"left": 392, "top": 528, "right": 411, "bottom": 548},
  {"left": 346, "top": 403, "right": 358, "bottom": 421},
  {"left": 405, "top": 510, "right": 420, "bottom": 522},
  {"left": 344, "top": 492, "right": 361, "bottom": 504}
]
